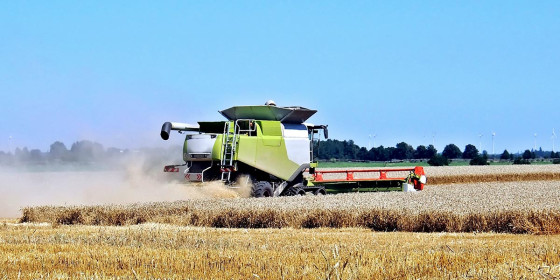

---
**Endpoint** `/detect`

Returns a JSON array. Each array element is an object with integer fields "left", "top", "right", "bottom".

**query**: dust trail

[{"left": 0, "top": 156, "right": 241, "bottom": 218}]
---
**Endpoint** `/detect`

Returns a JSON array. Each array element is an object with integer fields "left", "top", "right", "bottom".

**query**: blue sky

[{"left": 1, "top": 1, "right": 559, "bottom": 154}]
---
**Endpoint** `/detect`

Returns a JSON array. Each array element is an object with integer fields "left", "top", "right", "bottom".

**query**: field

[
  {"left": 3, "top": 165, "right": 560, "bottom": 278},
  {"left": 2, "top": 222, "right": 560, "bottom": 279},
  {"left": 20, "top": 180, "right": 560, "bottom": 233}
]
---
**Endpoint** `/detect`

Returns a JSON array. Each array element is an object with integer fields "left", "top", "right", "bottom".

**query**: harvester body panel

[{"left": 182, "top": 120, "right": 309, "bottom": 181}]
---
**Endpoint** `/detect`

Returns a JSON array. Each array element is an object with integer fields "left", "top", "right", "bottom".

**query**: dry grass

[
  {"left": 1, "top": 223, "right": 560, "bottom": 279},
  {"left": 21, "top": 180, "right": 560, "bottom": 233}
]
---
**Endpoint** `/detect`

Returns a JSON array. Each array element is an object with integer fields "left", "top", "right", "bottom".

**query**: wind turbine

[
  {"left": 432, "top": 132, "right": 436, "bottom": 147},
  {"left": 368, "top": 134, "right": 372, "bottom": 150},
  {"left": 478, "top": 133, "right": 483, "bottom": 152},
  {"left": 534, "top": 133, "right": 538, "bottom": 151},
  {"left": 492, "top": 132, "right": 496, "bottom": 158},
  {"left": 373, "top": 134, "right": 377, "bottom": 148},
  {"left": 553, "top": 129, "right": 557, "bottom": 153}
]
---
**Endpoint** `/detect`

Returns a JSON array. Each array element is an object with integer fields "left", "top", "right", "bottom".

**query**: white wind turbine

[
  {"left": 534, "top": 133, "right": 538, "bottom": 151},
  {"left": 492, "top": 132, "right": 496, "bottom": 157},
  {"left": 553, "top": 129, "right": 557, "bottom": 153}
]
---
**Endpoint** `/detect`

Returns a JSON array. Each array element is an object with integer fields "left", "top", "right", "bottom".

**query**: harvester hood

[{"left": 219, "top": 105, "right": 316, "bottom": 124}]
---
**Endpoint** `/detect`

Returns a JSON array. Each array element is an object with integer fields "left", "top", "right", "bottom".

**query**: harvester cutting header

[{"left": 160, "top": 101, "right": 426, "bottom": 197}]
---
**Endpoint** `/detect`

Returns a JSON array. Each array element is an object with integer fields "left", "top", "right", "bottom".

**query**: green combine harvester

[{"left": 160, "top": 101, "right": 426, "bottom": 197}]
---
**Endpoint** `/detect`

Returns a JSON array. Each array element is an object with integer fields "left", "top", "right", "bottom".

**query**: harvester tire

[
  {"left": 313, "top": 187, "right": 327, "bottom": 195},
  {"left": 251, "top": 181, "right": 273, "bottom": 198},
  {"left": 283, "top": 185, "right": 306, "bottom": 196}
]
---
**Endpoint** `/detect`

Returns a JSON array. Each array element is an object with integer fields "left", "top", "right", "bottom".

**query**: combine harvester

[{"left": 160, "top": 101, "right": 426, "bottom": 197}]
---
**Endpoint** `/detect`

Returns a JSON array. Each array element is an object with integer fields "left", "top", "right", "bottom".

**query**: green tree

[
  {"left": 442, "top": 144, "right": 462, "bottom": 159},
  {"left": 470, "top": 151, "right": 489, "bottom": 165},
  {"left": 369, "top": 146, "right": 391, "bottom": 161},
  {"left": 49, "top": 141, "right": 69, "bottom": 162},
  {"left": 70, "top": 140, "right": 105, "bottom": 162},
  {"left": 428, "top": 154, "right": 449, "bottom": 166},
  {"left": 393, "top": 142, "right": 414, "bottom": 160},
  {"left": 500, "top": 149, "right": 510, "bottom": 160},
  {"left": 414, "top": 145, "right": 427, "bottom": 159},
  {"left": 522, "top": 150, "right": 532, "bottom": 160},
  {"left": 426, "top": 145, "right": 437, "bottom": 159},
  {"left": 462, "top": 144, "right": 479, "bottom": 159},
  {"left": 357, "top": 147, "right": 368, "bottom": 160},
  {"left": 29, "top": 149, "right": 43, "bottom": 163}
]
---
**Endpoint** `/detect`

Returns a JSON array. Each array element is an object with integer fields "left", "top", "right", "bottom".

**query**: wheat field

[
  {"left": 2, "top": 222, "right": 560, "bottom": 279},
  {"left": 21, "top": 179, "right": 560, "bottom": 233},
  {"left": 6, "top": 165, "right": 560, "bottom": 279}
]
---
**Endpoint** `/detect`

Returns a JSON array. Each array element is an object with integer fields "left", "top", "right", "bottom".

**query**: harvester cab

[{"left": 160, "top": 101, "right": 426, "bottom": 197}]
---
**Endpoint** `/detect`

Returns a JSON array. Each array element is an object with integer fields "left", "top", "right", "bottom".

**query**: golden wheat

[
  {"left": 1, "top": 222, "right": 560, "bottom": 279},
  {"left": 20, "top": 180, "right": 560, "bottom": 233},
  {"left": 425, "top": 165, "right": 560, "bottom": 184}
]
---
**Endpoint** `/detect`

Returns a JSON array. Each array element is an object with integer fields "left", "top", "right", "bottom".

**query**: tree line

[
  {"left": 0, "top": 140, "right": 129, "bottom": 165},
  {"left": 313, "top": 139, "right": 560, "bottom": 166},
  {"left": 1, "top": 139, "right": 559, "bottom": 166}
]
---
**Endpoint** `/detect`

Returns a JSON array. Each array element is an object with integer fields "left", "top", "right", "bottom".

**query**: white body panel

[
  {"left": 282, "top": 123, "right": 311, "bottom": 166},
  {"left": 171, "top": 122, "right": 199, "bottom": 131},
  {"left": 184, "top": 134, "right": 216, "bottom": 161}
]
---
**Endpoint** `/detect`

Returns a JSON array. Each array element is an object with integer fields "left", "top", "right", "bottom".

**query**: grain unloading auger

[{"left": 160, "top": 101, "right": 427, "bottom": 197}]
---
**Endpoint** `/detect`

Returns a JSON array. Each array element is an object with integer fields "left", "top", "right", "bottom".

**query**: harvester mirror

[{"left": 323, "top": 125, "right": 328, "bottom": 139}]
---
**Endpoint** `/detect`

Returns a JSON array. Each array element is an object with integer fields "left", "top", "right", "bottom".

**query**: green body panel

[
  {"left": 236, "top": 136, "right": 258, "bottom": 165},
  {"left": 211, "top": 135, "right": 223, "bottom": 160},
  {"left": 238, "top": 121, "right": 299, "bottom": 180},
  {"left": 183, "top": 120, "right": 302, "bottom": 181},
  {"left": 182, "top": 140, "right": 188, "bottom": 161},
  {"left": 258, "top": 121, "right": 282, "bottom": 146}
]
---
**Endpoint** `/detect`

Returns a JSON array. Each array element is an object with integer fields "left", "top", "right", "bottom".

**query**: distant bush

[
  {"left": 428, "top": 154, "right": 449, "bottom": 166},
  {"left": 513, "top": 158, "right": 531, "bottom": 165},
  {"left": 553, "top": 159, "right": 560, "bottom": 164},
  {"left": 469, "top": 155, "right": 489, "bottom": 166}
]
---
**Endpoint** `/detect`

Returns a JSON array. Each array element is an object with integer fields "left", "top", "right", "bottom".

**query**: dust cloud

[{"left": 0, "top": 156, "right": 248, "bottom": 218}]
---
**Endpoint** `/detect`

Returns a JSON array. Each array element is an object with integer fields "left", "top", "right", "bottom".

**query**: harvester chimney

[{"left": 160, "top": 122, "right": 172, "bottom": 140}]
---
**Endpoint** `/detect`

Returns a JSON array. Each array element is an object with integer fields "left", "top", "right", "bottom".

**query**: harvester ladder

[
  {"left": 220, "top": 121, "right": 238, "bottom": 182},
  {"left": 220, "top": 119, "right": 256, "bottom": 183}
]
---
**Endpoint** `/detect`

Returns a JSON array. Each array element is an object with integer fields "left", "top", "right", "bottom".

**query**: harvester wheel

[
  {"left": 283, "top": 184, "right": 306, "bottom": 196},
  {"left": 313, "top": 187, "right": 327, "bottom": 195},
  {"left": 251, "top": 181, "right": 273, "bottom": 198}
]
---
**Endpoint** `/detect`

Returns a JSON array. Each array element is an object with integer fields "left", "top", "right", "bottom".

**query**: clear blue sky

[{"left": 1, "top": 1, "right": 559, "bottom": 154}]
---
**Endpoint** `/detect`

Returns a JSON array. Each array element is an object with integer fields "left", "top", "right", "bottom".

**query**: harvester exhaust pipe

[
  {"left": 161, "top": 122, "right": 172, "bottom": 140},
  {"left": 160, "top": 122, "right": 200, "bottom": 140}
]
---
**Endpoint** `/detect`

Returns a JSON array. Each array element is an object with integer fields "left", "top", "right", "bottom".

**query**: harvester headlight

[{"left": 419, "top": 175, "right": 427, "bottom": 184}]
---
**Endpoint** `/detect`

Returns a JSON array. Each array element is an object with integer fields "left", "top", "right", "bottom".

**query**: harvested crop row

[
  {"left": 423, "top": 165, "right": 560, "bottom": 176},
  {"left": 428, "top": 172, "right": 560, "bottom": 185},
  {"left": 21, "top": 181, "right": 560, "bottom": 234}
]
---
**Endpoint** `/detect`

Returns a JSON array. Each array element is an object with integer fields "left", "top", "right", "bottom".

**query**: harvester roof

[{"left": 219, "top": 105, "right": 316, "bottom": 124}]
